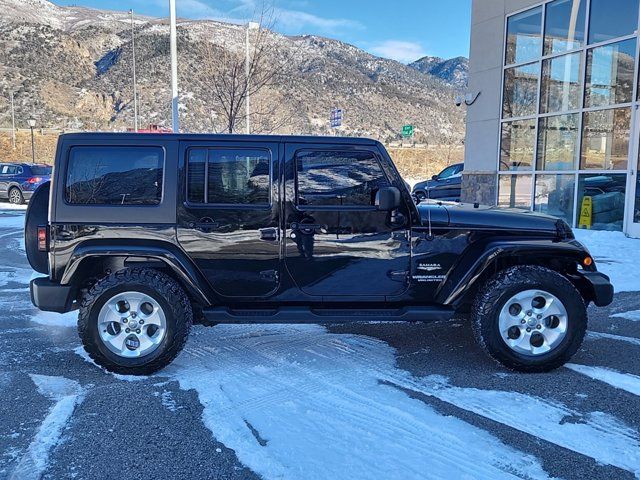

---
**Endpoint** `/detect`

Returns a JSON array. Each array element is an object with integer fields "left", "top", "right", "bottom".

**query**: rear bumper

[
  {"left": 579, "top": 271, "right": 614, "bottom": 307},
  {"left": 22, "top": 190, "right": 34, "bottom": 200},
  {"left": 30, "top": 277, "right": 75, "bottom": 313}
]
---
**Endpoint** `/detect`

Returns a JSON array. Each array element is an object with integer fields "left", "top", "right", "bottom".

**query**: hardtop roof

[{"left": 58, "top": 132, "right": 380, "bottom": 146}]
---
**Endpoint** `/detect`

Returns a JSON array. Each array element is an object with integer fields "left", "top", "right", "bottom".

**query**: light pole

[
  {"left": 27, "top": 115, "right": 36, "bottom": 163},
  {"left": 9, "top": 92, "right": 16, "bottom": 149},
  {"left": 169, "top": 0, "right": 179, "bottom": 133},
  {"left": 245, "top": 21, "right": 259, "bottom": 135},
  {"left": 129, "top": 9, "right": 139, "bottom": 132}
]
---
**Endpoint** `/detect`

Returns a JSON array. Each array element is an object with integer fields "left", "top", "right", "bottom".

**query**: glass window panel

[
  {"left": 498, "top": 174, "right": 533, "bottom": 208},
  {"left": 580, "top": 107, "right": 630, "bottom": 170},
  {"left": 187, "top": 148, "right": 206, "bottom": 204},
  {"left": 503, "top": 63, "right": 540, "bottom": 118},
  {"left": 540, "top": 52, "right": 582, "bottom": 113},
  {"left": 207, "top": 149, "right": 270, "bottom": 205},
  {"left": 588, "top": 0, "right": 639, "bottom": 44},
  {"left": 585, "top": 39, "right": 636, "bottom": 108},
  {"left": 634, "top": 166, "right": 640, "bottom": 223},
  {"left": 544, "top": 0, "right": 586, "bottom": 55},
  {"left": 534, "top": 174, "right": 575, "bottom": 224},
  {"left": 506, "top": 7, "right": 543, "bottom": 65},
  {"left": 66, "top": 146, "right": 163, "bottom": 205},
  {"left": 576, "top": 173, "right": 626, "bottom": 231},
  {"left": 537, "top": 114, "right": 579, "bottom": 171},
  {"left": 296, "top": 151, "right": 389, "bottom": 207},
  {"left": 500, "top": 120, "right": 536, "bottom": 171}
]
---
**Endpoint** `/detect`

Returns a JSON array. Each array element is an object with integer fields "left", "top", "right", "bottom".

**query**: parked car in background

[
  {"left": 412, "top": 163, "right": 463, "bottom": 202},
  {"left": 0, "top": 163, "right": 52, "bottom": 204}
]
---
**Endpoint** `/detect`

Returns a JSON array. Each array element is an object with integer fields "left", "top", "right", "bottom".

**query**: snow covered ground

[
  {"left": 1, "top": 204, "right": 640, "bottom": 479},
  {"left": 574, "top": 229, "right": 640, "bottom": 292}
]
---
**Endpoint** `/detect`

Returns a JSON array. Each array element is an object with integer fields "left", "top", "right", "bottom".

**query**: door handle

[{"left": 259, "top": 227, "right": 279, "bottom": 242}]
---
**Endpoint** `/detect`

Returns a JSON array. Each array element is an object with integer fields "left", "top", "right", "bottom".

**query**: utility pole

[
  {"left": 169, "top": 0, "right": 179, "bottom": 133},
  {"left": 27, "top": 115, "right": 36, "bottom": 163},
  {"left": 9, "top": 93, "right": 15, "bottom": 149},
  {"left": 245, "top": 21, "right": 259, "bottom": 135},
  {"left": 129, "top": 9, "right": 139, "bottom": 132}
]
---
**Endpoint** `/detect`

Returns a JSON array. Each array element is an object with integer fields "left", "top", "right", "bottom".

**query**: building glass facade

[{"left": 498, "top": 0, "right": 640, "bottom": 231}]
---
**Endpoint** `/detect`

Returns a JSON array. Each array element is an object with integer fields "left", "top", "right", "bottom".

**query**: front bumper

[
  {"left": 578, "top": 271, "right": 614, "bottom": 307},
  {"left": 30, "top": 277, "right": 75, "bottom": 313}
]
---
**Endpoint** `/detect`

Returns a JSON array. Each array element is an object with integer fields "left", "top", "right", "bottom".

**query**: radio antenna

[{"left": 426, "top": 180, "right": 433, "bottom": 240}]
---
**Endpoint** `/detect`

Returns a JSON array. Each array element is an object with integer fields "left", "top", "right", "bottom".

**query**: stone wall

[{"left": 460, "top": 172, "right": 497, "bottom": 206}]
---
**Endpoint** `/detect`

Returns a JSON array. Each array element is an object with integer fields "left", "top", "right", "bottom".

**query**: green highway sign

[{"left": 402, "top": 125, "right": 414, "bottom": 138}]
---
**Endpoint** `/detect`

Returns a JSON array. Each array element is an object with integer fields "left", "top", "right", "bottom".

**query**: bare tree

[{"left": 195, "top": 5, "right": 291, "bottom": 134}]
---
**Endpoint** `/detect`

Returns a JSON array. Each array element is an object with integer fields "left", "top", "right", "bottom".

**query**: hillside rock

[{"left": 0, "top": 0, "right": 465, "bottom": 144}]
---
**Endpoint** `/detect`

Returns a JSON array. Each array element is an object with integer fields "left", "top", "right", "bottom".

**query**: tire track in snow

[
  {"left": 587, "top": 331, "right": 640, "bottom": 347},
  {"left": 389, "top": 375, "right": 640, "bottom": 477},
  {"left": 566, "top": 364, "right": 640, "bottom": 397},
  {"left": 9, "top": 375, "right": 84, "bottom": 480},
  {"left": 612, "top": 310, "right": 640, "bottom": 322},
  {"left": 166, "top": 325, "right": 550, "bottom": 480}
]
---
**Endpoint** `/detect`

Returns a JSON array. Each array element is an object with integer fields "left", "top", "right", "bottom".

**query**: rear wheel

[
  {"left": 472, "top": 265, "right": 587, "bottom": 372},
  {"left": 78, "top": 268, "right": 192, "bottom": 375},
  {"left": 8, "top": 187, "right": 24, "bottom": 205}
]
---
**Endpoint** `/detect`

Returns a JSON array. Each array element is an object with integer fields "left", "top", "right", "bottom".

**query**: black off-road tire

[
  {"left": 8, "top": 187, "right": 24, "bottom": 205},
  {"left": 472, "top": 265, "right": 587, "bottom": 373},
  {"left": 78, "top": 268, "right": 192, "bottom": 375}
]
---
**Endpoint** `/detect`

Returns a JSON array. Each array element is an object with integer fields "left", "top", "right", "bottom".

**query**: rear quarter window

[{"left": 65, "top": 146, "right": 164, "bottom": 205}]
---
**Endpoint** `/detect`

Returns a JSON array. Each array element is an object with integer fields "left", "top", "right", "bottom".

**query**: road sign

[
  {"left": 330, "top": 108, "right": 343, "bottom": 128},
  {"left": 402, "top": 125, "right": 414, "bottom": 138},
  {"left": 578, "top": 196, "right": 592, "bottom": 229}
]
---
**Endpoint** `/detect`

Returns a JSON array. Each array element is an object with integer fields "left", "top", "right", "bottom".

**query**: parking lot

[{"left": 1, "top": 203, "right": 639, "bottom": 480}]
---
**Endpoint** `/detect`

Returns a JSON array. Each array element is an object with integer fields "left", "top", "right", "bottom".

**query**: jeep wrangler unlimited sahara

[{"left": 26, "top": 133, "right": 613, "bottom": 375}]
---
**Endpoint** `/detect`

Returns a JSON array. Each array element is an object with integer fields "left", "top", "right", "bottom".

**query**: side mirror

[
  {"left": 375, "top": 186, "right": 401, "bottom": 211},
  {"left": 431, "top": 175, "right": 438, "bottom": 181}
]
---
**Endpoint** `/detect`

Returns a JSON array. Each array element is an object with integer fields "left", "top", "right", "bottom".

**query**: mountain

[
  {"left": 409, "top": 56, "right": 468, "bottom": 88},
  {"left": 0, "top": 0, "right": 465, "bottom": 144}
]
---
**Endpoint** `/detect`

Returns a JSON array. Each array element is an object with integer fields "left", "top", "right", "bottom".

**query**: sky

[{"left": 52, "top": 0, "right": 471, "bottom": 62}]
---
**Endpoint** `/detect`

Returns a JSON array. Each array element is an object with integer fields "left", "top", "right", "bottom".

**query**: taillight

[
  {"left": 27, "top": 177, "right": 42, "bottom": 184},
  {"left": 37, "top": 226, "right": 48, "bottom": 252}
]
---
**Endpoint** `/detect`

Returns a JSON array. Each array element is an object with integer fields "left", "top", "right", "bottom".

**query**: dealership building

[{"left": 463, "top": 0, "right": 640, "bottom": 237}]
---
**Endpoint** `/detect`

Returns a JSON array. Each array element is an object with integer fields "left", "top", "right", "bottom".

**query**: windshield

[
  {"left": 30, "top": 166, "right": 52, "bottom": 175},
  {"left": 438, "top": 165, "right": 459, "bottom": 179}
]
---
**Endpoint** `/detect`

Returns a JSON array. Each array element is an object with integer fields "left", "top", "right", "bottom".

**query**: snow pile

[{"left": 574, "top": 229, "right": 640, "bottom": 292}]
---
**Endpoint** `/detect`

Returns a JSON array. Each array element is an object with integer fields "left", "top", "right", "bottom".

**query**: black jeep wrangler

[{"left": 26, "top": 133, "right": 613, "bottom": 375}]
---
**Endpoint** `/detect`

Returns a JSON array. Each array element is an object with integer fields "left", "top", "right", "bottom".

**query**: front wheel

[
  {"left": 472, "top": 265, "right": 587, "bottom": 373},
  {"left": 78, "top": 268, "right": 192, "bottom": 375}
]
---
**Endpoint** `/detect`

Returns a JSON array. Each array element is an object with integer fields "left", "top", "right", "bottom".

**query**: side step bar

[{"left": 203, "top": 306, "right": 454, "bottom": 324}]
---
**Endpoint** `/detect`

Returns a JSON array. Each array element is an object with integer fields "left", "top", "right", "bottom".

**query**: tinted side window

[
  {"left": 187, "top": 148, "right": 271, "bottom": 205},
  {"left": 30, "top": 166, "right": 52, "bottom": 175},
  {"left": 296, "top": 150, "right": 388, "bottom": 207},
  {"left": 66, "top": 146, "right": 164, "bottom": 205}
]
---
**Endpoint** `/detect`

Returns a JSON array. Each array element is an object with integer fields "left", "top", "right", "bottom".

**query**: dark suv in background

[
  {"left": 0, "top": 163, "right": 52, "bottom": 204},
  {"left": 412, "top": 163, "right": 463, "bottom": 202}
]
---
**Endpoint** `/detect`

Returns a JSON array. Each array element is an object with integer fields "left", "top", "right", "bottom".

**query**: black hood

[{"left": 416, "top": 201, "right": 568, "bottom": 234}]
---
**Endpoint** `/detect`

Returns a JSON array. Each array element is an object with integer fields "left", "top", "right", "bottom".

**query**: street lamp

[
  {"left": 245, "top": 21, "right": 259, "bottom": 135},
  {"left": 129, "top": 9, "right": 139, "bottom": 132},
  {"left": 27, "top": 115, "right": 36, "bottom": 163}
]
